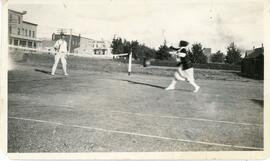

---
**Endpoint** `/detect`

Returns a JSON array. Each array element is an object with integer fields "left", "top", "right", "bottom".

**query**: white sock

[
  {"left": 190, "top": 81, "right": 200, "bottom": 92},
  {"left": 165, "top": 79, "right": 177, "bottom": 90}
]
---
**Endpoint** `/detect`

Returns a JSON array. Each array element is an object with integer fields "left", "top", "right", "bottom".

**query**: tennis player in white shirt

[{"left": 51, "top": 33, "right": 69, "bottom": 76}]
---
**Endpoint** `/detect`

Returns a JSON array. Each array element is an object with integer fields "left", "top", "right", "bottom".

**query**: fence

[
  {"left": 150, "top": 60, "right": 241, "bottom": 71},
  {"left": 241, "top": 56, "right": 264, "bottom": 79}
]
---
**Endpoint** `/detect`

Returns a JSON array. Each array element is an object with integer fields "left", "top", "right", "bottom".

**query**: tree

[
  {"left": 211, "top": 50, "right": 225, "bottom": 63},
  {"left": 111, "top": 37, "right": 124, "bottom": 54},
  {"left": 140, "top": 45, "right": 156, "bottom": 59},
  {"left": 156, "top": 40, "right": 171, "bottom": 60},
  {"left": 225, "top": 42, "right": 242, "bottom": 64},
  {"left": 189, "top": 43, "right": 207, "bottom": 64},
  {"left": 129, "top": 40, "right": 139, "bottom": 59},
  {"left": 123, "top": 39, "right": 131, "bottom": 53},
  {"left": 111, "top": 37, "right": 156, "bottom": 60}
]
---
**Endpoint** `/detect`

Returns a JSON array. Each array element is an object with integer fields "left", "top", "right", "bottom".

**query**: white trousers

[
  {"left": 168, "top": 65, "right": 199, "bottom": 91},
  {"left": 175, "top": 66, "right": 195, "bottom": 82},
  {"left": 51, "top": 52, "right": 67, "bottom": 74}
]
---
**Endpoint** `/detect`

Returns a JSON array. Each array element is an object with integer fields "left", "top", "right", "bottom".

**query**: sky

[{"left": 9, "top": 0, "right": 264, "bottom": 53}]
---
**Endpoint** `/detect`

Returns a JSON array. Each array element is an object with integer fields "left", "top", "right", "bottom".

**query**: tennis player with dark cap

[{"left": 165, "top": 40, "right": 200, "bottom": 92}]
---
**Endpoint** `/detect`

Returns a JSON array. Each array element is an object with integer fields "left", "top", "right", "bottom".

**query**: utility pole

[{"left": 68, "top": 28, "right": 72, "bottom": 53}]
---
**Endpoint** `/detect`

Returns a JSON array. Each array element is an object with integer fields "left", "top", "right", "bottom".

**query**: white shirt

[{"left": 54, "top": 39, "right": 68, "bottom": 53}]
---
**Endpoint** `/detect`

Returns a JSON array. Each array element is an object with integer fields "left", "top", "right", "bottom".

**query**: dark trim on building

[
  {"left": 8, "top": 9, "right": 26, "bottom": 15},
  {"left": 23, "top": 21, "right": 38, "bottom": 26}
]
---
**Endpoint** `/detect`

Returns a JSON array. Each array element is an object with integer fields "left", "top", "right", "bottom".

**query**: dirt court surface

[{"left": 8, "top": 58, "right": 263, "bottom": 152}]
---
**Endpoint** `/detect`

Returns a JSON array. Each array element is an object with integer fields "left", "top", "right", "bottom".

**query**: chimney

[{"left": 262, "top": 43, "right": 264, "bottom": 48}]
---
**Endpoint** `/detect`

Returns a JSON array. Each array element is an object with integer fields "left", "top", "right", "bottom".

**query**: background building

[
  {"left": 74, "top": 37, "right": 112, "bottom": 55},
  {"left": 203, "top": 48, "right": 212, "bottom": 63},
  {"left": 40, "top": 33, "right": 112, "bottom": 56},
  {"left": 8, "top": 9, "right": 41, "bottom": 48},
  {"left": 73, "top": 37, "right": 95, "bottom": 55},
  {"left": 92, "top": 40, "right": 112, "bottom": 55},
  {"left": 241, "top": 44, "right": 264, "bottom": 79}
]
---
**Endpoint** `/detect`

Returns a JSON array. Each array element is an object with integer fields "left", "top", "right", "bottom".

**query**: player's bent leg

[
  {"left": 185, "top": 69, "right": 200, "bottom": 92},
  {"left": 175, "top": 71, "right": 186, "bottom": 81},
  {"left": 177, "top": 68, "right": 189, "bottom": 82},
  {"left": 165, "top": 72, "right": 184, "bottom": 90},
  {"left": 60, "top": 56, "right": 68, "bottom": 76},
  {"left": 51, "top": 55, "right": 60, "bottom": 75},
  {"left": 165, "top": 78, "right": 177, "bottom": 90},
  {"left": 190, "top": 81, "right": 200, "bottom": 93}
]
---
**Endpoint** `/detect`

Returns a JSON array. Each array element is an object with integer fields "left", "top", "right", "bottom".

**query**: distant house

[
  {"left": 74, "top": 37, "right": 112, "bottom": 56},
  {"left": 74, "top": 37, "right": 95, "bottom": 55},
  {"left": 8, "top": 9, "right": 41, "bottom": 49},
  {"left": 50, "top": 33, "right": 112, "bottom": 55},
  {"left": 203, "top": 48, "right": 211, "bottom": 63},
  {"left": 241, "top": 45, "right": 264, "bottom": 79}
]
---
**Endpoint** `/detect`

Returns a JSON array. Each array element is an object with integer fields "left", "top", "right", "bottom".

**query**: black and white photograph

[{"left": 1, "top": 0, "right": 270, "bottom": 159}]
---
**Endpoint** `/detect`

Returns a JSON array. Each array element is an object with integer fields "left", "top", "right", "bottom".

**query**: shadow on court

[
  {"left": 119, "top": 79, "right": 165, "bottom": 89},
  {"left": 117, "top": 79, "right": 192, "bottom": 92},
  {"left": 250, "top": 99, "right": 264, "bottom": 107},
  {"left": 34, "top": 68, "right": 51, "bottom": 75}
]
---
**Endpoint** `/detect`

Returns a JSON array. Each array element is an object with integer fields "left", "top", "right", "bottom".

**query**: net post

[{"left": 128, "top": 52, "right": 132, "bottom": 76}]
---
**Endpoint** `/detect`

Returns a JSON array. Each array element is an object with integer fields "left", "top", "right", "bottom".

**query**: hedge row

[{"left": 150, "top": 60, "right": 240, "bottom": 71}]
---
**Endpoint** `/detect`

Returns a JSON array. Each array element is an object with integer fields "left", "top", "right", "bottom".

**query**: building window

[
  {"left": 22, "top": 28, "right": 24, "bottom": 35},
  {"left": 20, "top": 40, "right": 26, "bottom": 47},
  {"left": 9, "top": 25, "right": 12, "bottom": 34},
  {"left": 29, "top": 30, "right": 31, "bottom": 37},
  {"left": 17, "top": 28, "right": 20, "bottom": 35},
  {"left": 34, "top": 42, "right": 36, "bottom": 48},
  {"left": 28, "top": 41, "right": 32, "bottom": 48},
  {"left": 14, "top": 39, "right": 18, "bottom": 45},
  {"left": 33, "top": 31, "right": 35, "bottom": 38},
  {"left": 9, "top": 15, "right": 12, "bottom": 23},
  {"left": 18, "top": 15, "right": 20, "bottom": 24},
  {"left": 9, "top": 39, "right": 12, "bottom": 45},
  {"left": 26, "top": 29, "right": 28, "bottom": 36}
]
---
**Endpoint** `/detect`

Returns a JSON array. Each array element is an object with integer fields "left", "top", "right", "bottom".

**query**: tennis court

[{"left": 8, "top": 52, "right": 263, "bottom": 152}]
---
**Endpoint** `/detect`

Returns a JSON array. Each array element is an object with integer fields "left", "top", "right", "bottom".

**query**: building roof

[
  {"left": 23, "top": 21, "right": 38, "bottom": 26},
  {"left": 203, "top": 48, "right": 211, "bottom": 51},
  {"left": 8, "top": 9, "right": 27, "bottom": 15},
  {"left": 245, "top": 47, "right": 264, "bottom": 59},
  {"left": 54, "top": 33, "right": 81, "bottom": 38},
  {"left": 245, "top": 50, "right": 253, "bottom": 55},
  {"left": 203, "top": 48, "right": 211, "bottom": 56},
  {"left": 80, "top": 36, "right": 95, "bottom": 41}
]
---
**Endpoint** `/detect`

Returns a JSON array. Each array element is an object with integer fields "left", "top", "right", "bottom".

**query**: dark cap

[
  {"left": 179, "top": 40, "right": 189, "bottom": 47},
  {"left": 60, "top": 32, "right": 65, "bottom": 37}
]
